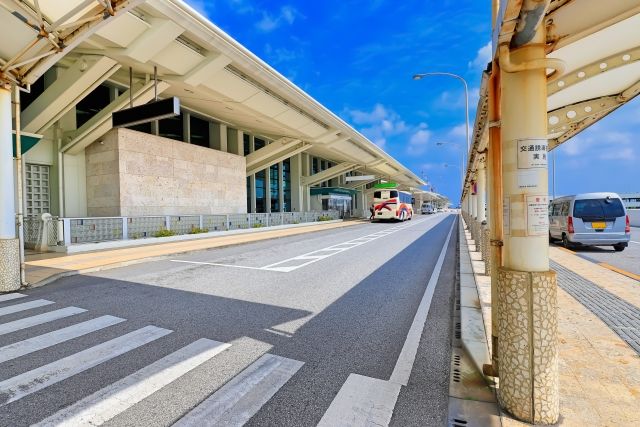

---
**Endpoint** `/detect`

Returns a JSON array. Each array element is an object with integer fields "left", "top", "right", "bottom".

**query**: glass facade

[
  {"left": 270, "top": 163, "right": 280, "bottom": 212},
  {"left": 283, "top": 159, "right": 291, "bottom": 212},
  {"left": 243, "top": 133, "right": 251, "bottom": 156},
  {"left": 190, "top": 115, "right": 210, "bottom": 148},
  {"left": 158, "top": 114, "right": 183, "bottom": 141},
  {"left": 247, "top": 177, "right": 252, "bottom": 212},
  {"left": 76, "top": 84, "right": 111, "bottom": 128},
  {"left": 255, "top": 170, "right": 266, "bottom": 213}
]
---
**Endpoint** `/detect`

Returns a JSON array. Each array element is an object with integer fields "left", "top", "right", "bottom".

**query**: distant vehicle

[
  {"left": 549, "top": 192, "right": 631, "bottom": 251},
  {"left": 421, "top": 202, "right": 434, "bottom": 215},
  {"left": 372, "top": 183, "right": 413, "bottom": 221}
]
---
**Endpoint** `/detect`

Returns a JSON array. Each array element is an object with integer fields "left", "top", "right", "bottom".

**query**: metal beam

[
  {"left": 61, "top": 79, "right": 170, "bottom": 154},
  {"left": 301, "top": 162, "right": 358, "bottom": 187},
  {"left": 245, "top": 138, "right": 309, "bottom": 176},
  {"left": 344, "top": 179, "right": 377, "bottom": 189},
  {"left": 22, "top": 55, "right": 120, "bottom": 134}
]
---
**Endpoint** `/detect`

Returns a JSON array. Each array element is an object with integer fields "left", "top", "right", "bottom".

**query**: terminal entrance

[{"left": 310, "top": 187, "right": 354, "bottom": 218}]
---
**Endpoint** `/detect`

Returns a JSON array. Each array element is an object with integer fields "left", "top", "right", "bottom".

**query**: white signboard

[
  {"left": 517, "top": 138, "right": 548, "bottom": 169},
  {"left": 526, "top": 195, "right": 549, "bottom": 236}
]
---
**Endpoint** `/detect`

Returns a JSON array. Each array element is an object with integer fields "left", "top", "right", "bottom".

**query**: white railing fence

[{"left": 25, "top": 211, "right": 340, "bottom": 248}]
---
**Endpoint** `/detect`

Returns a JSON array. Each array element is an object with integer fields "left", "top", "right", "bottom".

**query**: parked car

[
  {"left": 420, "top": 203, "right": 434, "bottom": 214},
  {"left": 549, "top": 192, "right": 631, "bottom": 251}
]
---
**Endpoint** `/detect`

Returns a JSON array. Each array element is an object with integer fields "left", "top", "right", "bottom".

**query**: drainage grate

[
  {"left": 452, "top": 368, "right": 462, "bottom": 383},
  {"left": 451, "top": 417, "right": 468, "bottom": 426},
  {"left": 551, "top": 260, "right": 640, "bottom": 355}
]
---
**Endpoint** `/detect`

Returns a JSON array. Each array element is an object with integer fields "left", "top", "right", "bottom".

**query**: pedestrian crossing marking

[
  {"left": 0, "top": 307, "right": 87, "bottom": 336},
  {"left": 173, "top": 354, "right": 303, "bottom": 427},
  {"left": 0, "top": 325, "right": 172, "bottom": 406},
  {"left": 0, "top": 299, "right": 54, "bottom": 317},
  {"left": 0, "top": 293, "right": 27, "bottom": 303},
  {"left": 35, "top": 338, "right": 230, "bottom": 427},
  {"left": 0, "top": 315, "right": 125, "bottom": 364}
]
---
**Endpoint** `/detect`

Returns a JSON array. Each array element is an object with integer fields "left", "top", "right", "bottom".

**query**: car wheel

[
  {"left": 613, "top": 244, "right": 625, "bottom": 252},
  {"left": 562, "top": 234, "right": 572, "bottom": 249}
]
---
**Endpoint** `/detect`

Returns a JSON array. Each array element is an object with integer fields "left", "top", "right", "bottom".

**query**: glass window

[
  {"left": 270, "top": 164, "right": 280, "bottom": 212},
  {"left": 573, "top": 198, "right": 625, "bottom": 219},
  {"left": 190, "top": 115, "right": 210, "bottom": 148},
  {"left": 76, "top": 84, "right": 111, "bottom": 128},
  {"left": 390, "top": 190, "right": 399, "bottom": 199},
  {"left": 127, "top": 121, "right": 152, "bottom": 134},
  {"left": 158, "top": 113, "right": 184, "bottom": 141},
  {"left": 312, "top": 157, "right": 318, "bottom": 174},
  {"left": 283, "top": 159, "right": 291, "bottom": 212},
  {"left": 373, "top": 191, "right": 382, "bottom": 199},
  {"left": 243, "top": 133, "right": 251, "bottom": 156},
  {"left": 255, "top": 170, "right": 266, "bottom": 213},
  {"left": 254, "top": 137, "right": 266, "bottom": 150},
  {"left": 21, "top": 76, "right": 45, "bottom": 111},
  {"left": 246, "top": 176, "right": 252, "bottom": 213}
]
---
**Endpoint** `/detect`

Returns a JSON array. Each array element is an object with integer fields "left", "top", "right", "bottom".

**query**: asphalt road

[
  {"left": 0, "top": 213, "right": 457, "bottom": 426},
  {"left": 553, "top": 226, "right": 640, "bottom": 276}
]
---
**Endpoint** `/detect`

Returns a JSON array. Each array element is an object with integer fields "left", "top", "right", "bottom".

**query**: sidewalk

[
  {"left": 456, "top": 218, "right": 640, "bottom": 426},
  {"left": 23, "top": 220, "right": 364, "bottom": 288}
]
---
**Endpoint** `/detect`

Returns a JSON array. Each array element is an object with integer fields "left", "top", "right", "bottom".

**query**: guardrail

[{"left": 27, "top": 211, "right": 340, "bottom": 248}]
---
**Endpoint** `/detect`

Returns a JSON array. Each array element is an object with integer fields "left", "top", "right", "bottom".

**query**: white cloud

[
  {"left": 469, "top": 41, "right": 492, "bottom": 70},
  {"left": 256, "top": 5, "right": 301, "bottom": 32},
  {"left": 408, "top": 128, "right": 432, "bottom": 155},
  {"left": 345, "top": 104, "right": 411, "bottom": 149}
]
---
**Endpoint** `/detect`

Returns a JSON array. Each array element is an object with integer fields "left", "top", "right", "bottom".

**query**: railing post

[
  {"left": 199, "top": 215, "right": 204, "bottom": 229},
  {"left": 226, "top": 214, "right": 230, "bottom": 230},
  {"left": 62, "top": 218, "right": 71, "bottom": 247},
  {"left": 165, "top": 215, "right": 171, "bottom": 231},
  {"left": 122, "top": 217, "right": 128, "bottom": 240},
  {"left": 266, "top": 213, "right": 270, "bottom": 227}
]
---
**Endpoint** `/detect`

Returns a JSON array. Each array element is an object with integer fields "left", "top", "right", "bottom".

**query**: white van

[
  {"left": 420, "top": 203, "right": 434, "bottom": 214},
  {"left": 549, "top": 192, "right": 631, "bottom": 251}
]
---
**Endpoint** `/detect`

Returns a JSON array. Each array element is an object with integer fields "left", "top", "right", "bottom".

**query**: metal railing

[{"left": 30, "top": 211, "right": 339, "bottom": 247}]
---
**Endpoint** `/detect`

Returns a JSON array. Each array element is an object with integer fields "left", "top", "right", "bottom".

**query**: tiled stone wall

[
  {"left": 497, "top": 267, "right": 559, "bottom": 424},
  {"left": 86, "top": 128, "right": 246, "bottom": 216},
  {"left": 0, "top": 238, "right": 20, "bottom": 291}
]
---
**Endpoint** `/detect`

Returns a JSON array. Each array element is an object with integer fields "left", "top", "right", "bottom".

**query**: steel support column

[{"left": 497, "top": 22, "right": 559, "bottom": 424}]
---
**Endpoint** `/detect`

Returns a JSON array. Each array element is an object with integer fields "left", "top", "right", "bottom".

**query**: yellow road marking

[{"left": 597, "top": 263, "right": 640, "bottom": 282}]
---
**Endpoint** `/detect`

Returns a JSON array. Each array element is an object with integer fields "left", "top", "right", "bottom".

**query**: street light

[{"left": 413, "top": 72, "right": 470, "bottom": 195}]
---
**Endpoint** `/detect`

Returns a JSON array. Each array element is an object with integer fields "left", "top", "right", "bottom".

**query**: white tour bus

[{"left": 372, "top": 184, "right": 414, "bottom": 221}]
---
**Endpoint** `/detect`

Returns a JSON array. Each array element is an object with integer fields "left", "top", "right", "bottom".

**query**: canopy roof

[{"left": 463, "top": 0, "right": 640, "bottom": 198}]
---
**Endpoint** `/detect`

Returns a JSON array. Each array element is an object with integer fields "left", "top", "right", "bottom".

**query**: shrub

[
  {"left": 252, "top": 223, "right": 264, "bottom": 228},
  {"left": 318, "top": 215, "right": 332, "bottom": 221},
  {"left": 154, "top": 228, "right": 176, "bottom": 238},
  {"left": 188, "top": 227, "right": 209, "bottom": 234}
]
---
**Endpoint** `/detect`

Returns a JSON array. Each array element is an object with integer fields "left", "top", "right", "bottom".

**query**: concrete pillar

[
  {"left": 477, "top": 163, "right": 487, "bottom": 223},
  {"left": 0, "top": 86, "right": 20, "bottom": 291},
  {"left": 496, "top": 23, "right": 559, "bottom": 424}
]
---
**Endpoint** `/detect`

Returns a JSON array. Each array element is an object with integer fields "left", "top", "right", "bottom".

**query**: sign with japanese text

[
  {"left": 526, "top": 195, "right": 549, "bottom": 236},
  {"left": 517, "top": 138, "right": 548, "bottom": 169}
]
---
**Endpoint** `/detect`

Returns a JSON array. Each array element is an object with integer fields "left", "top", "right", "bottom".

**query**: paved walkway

[
  {"left": 459, "top": 220, "right": 640, "bottom": 426},
  {"left": 23, "top": 220, "right": 363, "bottom": 287}
]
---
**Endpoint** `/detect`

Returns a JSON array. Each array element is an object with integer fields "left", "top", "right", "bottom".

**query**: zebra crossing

[{"left": 0, "top": 292, "right": 304, "bottom": 426}]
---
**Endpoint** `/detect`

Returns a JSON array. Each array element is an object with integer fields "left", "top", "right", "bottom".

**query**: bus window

[
  {"left": 374, "top": 191, "right": 381, "bottom": 199},
  {"left": 390, "top": 190, "right": 398, "bottom": 198}
]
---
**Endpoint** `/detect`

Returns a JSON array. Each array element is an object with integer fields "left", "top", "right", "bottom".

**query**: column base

[
  {"left": 0, "top": 238, "right": 20, "bottom": 292},
  {"left": 497, "top": 267, "right": 559, "bottom": 424}
]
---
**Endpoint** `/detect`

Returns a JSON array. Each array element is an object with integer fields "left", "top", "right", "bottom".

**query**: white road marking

[
  {"left": 0, "top": 315, "right": 125, "bottom": 364},
  {"left": 170, "top": 260, "right": 265, "bottom": 271},
  {"left": 317, "top": 374, "right": 401, "bottom": 427},
  {"left": 169, "top": 215, "right": 447, "bottom": 273},
  {"left": 0, "top": 307, "right": 87, "bottom": 336},
  {"left": 0, "top": 299, "right": 54, "bottom": 317},
  {"left": 34, "top": 338, "right": 230, "bottom": 427},
  {"left": 0, "top": 325, "right": 172, "bottom": 406},
  {"left": 318, "top": 217, "right": 456, "bottom": 425},
  {"left": 173, "top": 354, "right": 303, "bottom": 427},
  {"left": 0, "top": 293, "right": 26, "bottom": 303}
]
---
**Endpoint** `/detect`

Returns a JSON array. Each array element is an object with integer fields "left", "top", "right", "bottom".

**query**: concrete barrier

[{"left": 629, "top": 209, "right": 640, "bottom": 227}]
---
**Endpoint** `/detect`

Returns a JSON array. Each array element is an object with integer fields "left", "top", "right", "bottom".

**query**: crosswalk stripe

[
  {"left": 0, "top": 293, "right": 27, "bottom": 303},
  {"left": 0, "top": 315, "right": 126, "bottom": 364},
  {"left": 173, "top": 354, "right": 303, "bottom": 427},
  {"left": 0, "top": 325, "right": 172, "bottom": 406},
  {"left": 0, "top": 307, "right": 87, "bottom": 336},
  {"left": 0, "top": 299, "right": 54, "bottom": 317},
  {"left": 34, "top": 338, "right": 230, "bottom": 427}
]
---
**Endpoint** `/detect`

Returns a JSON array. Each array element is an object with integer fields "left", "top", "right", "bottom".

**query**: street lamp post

[{"left": 413, "top": 72, "right": 470, "bottom": 199}]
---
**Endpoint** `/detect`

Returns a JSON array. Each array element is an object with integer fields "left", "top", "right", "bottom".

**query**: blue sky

[{"left": 185, "top": 0, "right": 639, "bottom": 202}]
